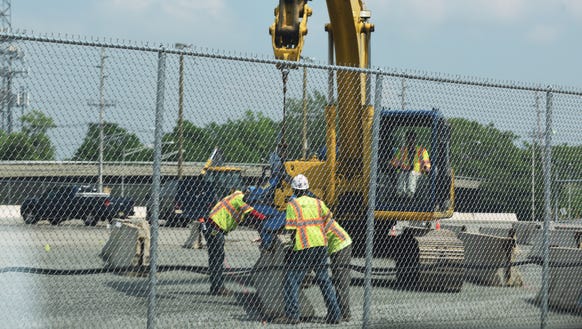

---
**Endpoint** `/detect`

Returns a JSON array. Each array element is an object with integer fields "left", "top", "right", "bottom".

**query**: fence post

[
  {"left": 147, "top": 46, "right": 167, "bottom": 329},
  {"left": 363, "top": 71, "right": 383, "bottom": 328},
  {"left": 540, "top": 87, "right": 553, "bottom": 329}
]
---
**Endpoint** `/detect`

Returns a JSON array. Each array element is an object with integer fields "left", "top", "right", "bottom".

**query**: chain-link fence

[{"left": 0, "top": 32, "right": 581, "bottom": 329}]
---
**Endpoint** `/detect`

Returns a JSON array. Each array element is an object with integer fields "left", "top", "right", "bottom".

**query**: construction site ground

[{"left": 0, "top": 213, "right": 580, "bottom": 329}]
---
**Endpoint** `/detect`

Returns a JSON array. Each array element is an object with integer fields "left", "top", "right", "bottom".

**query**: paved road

[{"left": 0, "top": 217, "right": 580, "bottom": 329}]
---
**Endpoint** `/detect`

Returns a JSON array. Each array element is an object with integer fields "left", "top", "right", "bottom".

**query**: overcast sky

[{"left": 14, "top": 0, "right": 582, "bottom": 89}]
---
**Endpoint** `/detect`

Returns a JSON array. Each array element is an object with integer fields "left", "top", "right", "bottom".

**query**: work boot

[
  {"left": 325, "top": 314, "right": 340, "bottom": 324},
  {"left": 342, "top": 314, "right": 352, "bottom": 322},
  {"left": 272, "top": 316, "right": 300, "bottom": 325}
]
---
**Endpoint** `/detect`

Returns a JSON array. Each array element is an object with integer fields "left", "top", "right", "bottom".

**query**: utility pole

[
  {"left": 16, "top": 86, "right": 28, "bottom": 129},
  {"left": 300, "top": 56, "right": 314, "bottom": 160},
  {"left": 568, "top": 162, "right": 573, "bottom": 220},
  {"left": 98, "top": 48, "right": 105, "bottom": 193},
  {"left": 88, "top": 48, "right": 115, "bottom": 193},
  {"left": 400, "top": 78, "right": 407, "bottom": 110},
  {"left": 175, "top": 43, "right": 191, "bottom": 180}
]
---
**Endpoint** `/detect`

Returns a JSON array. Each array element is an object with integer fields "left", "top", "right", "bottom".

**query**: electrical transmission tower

[{"left": 0, "top": 0, "right": 27, "bottom": 133}]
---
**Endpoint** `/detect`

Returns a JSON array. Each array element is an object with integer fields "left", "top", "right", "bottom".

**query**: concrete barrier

[
  {"left": 479, "top": 227, "right": 515, "bottom": 239},
  {"left": 512, "top": 222, "right": 541, "bottom": 245},
  {"left": 250, "top": 236, "right": 315, "bottom": 319},
  {"left": 459, "top": 232, "right": 523, "bottom": 287},
  {"left": 440, "top": 213, "right": 518, "bottom": 234},
  {"left": 528, "top": 230, "right": 582, "bottom": 263},
  {"left": 538, "top": 247, "right": 582, "bottom": 313},
  {"left": 100, "top": 218, "right": 150, "bottom": 276},
  {"left": 445, "top": 212, "right": 518, "bottom": 225}
]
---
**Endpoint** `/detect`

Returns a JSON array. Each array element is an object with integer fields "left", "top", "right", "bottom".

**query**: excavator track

[{"left": 394, "top": 227, "right": 465, "bottom": 292}]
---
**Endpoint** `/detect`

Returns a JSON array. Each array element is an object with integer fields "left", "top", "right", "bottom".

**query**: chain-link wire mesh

[{"left": 0, "top": 33, "right": 581, "bottom": 329}]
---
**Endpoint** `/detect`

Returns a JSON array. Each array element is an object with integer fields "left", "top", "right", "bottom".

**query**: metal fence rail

[{"left": 0, "top": 32, "right": 581, "bottom": 329}]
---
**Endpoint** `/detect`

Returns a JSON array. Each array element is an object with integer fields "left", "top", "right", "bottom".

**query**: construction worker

[
  {"left": 390, "top": 130, "right": 431, "bottom": 197},
  {"left": 274, "top": 174, "right": 341, "bottom": 325},
  {"left": 327, "top": 220, "right": 353, "bottom": 322},
  {"left": 204, "top": 189, "right": 266, "bottom": 296}
]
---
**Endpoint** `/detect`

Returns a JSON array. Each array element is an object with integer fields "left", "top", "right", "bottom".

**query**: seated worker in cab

[{"left": 390, "top": 130, "right": 431, "bottom": 198}]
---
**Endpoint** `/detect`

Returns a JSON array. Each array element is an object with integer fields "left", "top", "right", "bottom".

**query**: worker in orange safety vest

[
  {"left": 204, "top": 189, "right": 266, "bottom": 296},
  {"left": 273, "top": 174, "right": 341, "bottom": 325}
]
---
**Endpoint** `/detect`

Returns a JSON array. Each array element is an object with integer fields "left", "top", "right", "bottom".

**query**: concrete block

[
  {"left": 448, "top": 212, "right": 518, "bottom": 224},
  {"left": 479, "top": 227, "right": 515, "bottom": 238},
  {"left": 528, "top": 230, "right": 582, "bottom": 263},
  {"left": 100, "top": 218, "right": 150, "bottom": 275},
  {"left": 395, "top": 228, "right": 465, "bottom": 292},
  {"left": 459, "top": 232, "right": 523, "bottom": 287},
  {"left": 512, "top": 222, "right": 541, "bottom": 245},
  {"left": 538, "top": 247, "right": 582, "bottom": 313},
  {"left": 250, "top": 236, "right": 315, "bottom": 319}
]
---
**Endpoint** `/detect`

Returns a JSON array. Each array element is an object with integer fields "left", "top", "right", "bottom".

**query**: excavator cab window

[{"left": 377, "top": 110, "right": 452, "bottom": 213}]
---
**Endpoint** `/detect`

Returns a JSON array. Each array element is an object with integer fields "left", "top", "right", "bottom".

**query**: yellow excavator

[{"left": 264, "top": 0, "right": 464, "bottom": 292}]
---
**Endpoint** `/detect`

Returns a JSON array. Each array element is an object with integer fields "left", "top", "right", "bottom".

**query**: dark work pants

[
  {"left": 330, "top": 245, "right": 352, "bottom": 319},
  {"left": 284, "top": 246, "right": 340, "bottom": 321},
  {"left": 204, "top": 226, "right": 225, "bottom": 294}
]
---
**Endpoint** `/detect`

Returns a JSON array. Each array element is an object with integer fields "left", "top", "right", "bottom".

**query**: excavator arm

[
  {"left": 269, "top": 0, "right": 312, "bottom": 62},
  {"left": 270, "top": 0, "right": 374, "bottom": 209}
]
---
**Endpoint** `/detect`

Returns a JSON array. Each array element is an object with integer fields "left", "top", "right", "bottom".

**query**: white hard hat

[{"left": 291, "top": 174, "right": 309, "bottom": 190}]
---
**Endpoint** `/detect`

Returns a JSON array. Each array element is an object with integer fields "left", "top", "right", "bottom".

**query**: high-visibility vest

[
  {"left": 327, "top": 221, "right": 352, "bottom": 255},
  {"left": 285, "top": 196, "right": 332, "bottom": 251},
  {"left": 390, "top": 145, "right": 431, "bottom": 173},
  {"left": 209, "top": 190, "right": 253, "bottom": 233}
]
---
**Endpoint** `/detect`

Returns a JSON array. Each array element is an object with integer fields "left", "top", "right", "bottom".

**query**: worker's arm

[{"left": 421, "top": 148, "right": 431, "bottom": 173}]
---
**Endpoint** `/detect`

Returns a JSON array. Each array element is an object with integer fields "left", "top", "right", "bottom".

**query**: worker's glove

[
  {"left": 250, "top": 209, "right": 267, "bottom": 221},
  {"left": 198, "top": 218, "right": 207, "bottom": 232}
]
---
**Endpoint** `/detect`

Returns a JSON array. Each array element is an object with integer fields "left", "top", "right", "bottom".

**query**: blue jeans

[
  {"left": 284, "top": 246, "right": 340, "bottom": 321},
  {"left": 204, "top": 226, "right": 225, "bottom": 294}
]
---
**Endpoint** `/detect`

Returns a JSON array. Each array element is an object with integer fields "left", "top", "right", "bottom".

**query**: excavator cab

[{"left": 376, "top": 109, "right": 453, "bottom": 220}]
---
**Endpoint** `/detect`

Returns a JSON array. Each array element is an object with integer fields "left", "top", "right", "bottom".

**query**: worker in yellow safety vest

[
  {"left": 204, "top": 189, "right": 266, "bottom": 296},
  {"left": 327, "top": 220, "right": 353, "bottom": 322},
  {"left": 273, "top": 174, "right": 341, "bottom": 325},
  {"left": 390, "top": 130, "right": 431, "bottom": 197}
]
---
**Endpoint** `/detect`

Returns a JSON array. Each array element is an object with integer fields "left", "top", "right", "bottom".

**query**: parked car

[{"left": 20, "top": 185, "right": 135, "bottom": 226}]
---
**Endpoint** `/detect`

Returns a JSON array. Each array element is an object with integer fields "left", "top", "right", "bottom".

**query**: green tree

[
  {"left": 162, "top": 120, "right": 214, "bottom": 162},
  {"left": 284, "top": 90, "right": 327, "bottom": 160},
  {"left": 72, "top": 122, "right": 143, "bottom": 161},
  {"left": 552, "top": 144, "right": 582, "bottom": 220},
  {"left": 449, "top": 118, "right": 534, "bottom": 220},
  {"left": 0, "top": 110, "right": 56, "bottom": 160},
  {"left": 211, "top": 111, "right": 279, "bottom": 163},
  {"left": 20, "top": 110, "right": 57, "bottom": 160},
  {"left": 21, "top": 110, "right": 56, "bottom": 136},
  {"left": 0, "top": 132, "right": 36, "bottom": 160}
]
